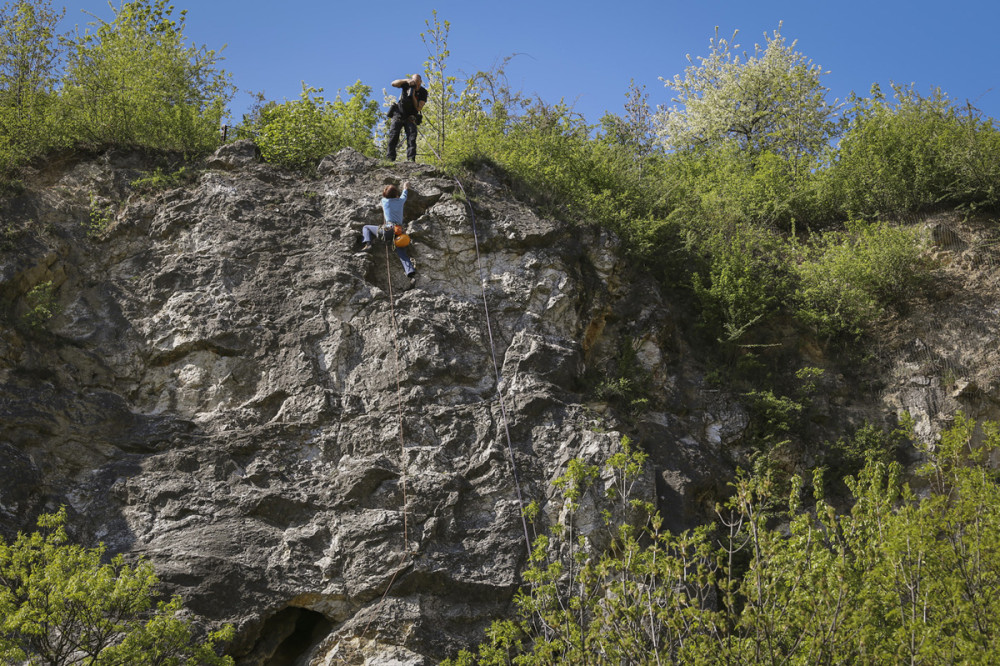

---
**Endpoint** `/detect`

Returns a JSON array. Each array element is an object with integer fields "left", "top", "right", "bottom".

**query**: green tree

[
  {"left": 58, "top": 0, "right": 233, "bottom": 153},
  {"left": 0, "top": 0, "right": 64, "bottom": 172},
  {"left": 420, "top": 9, "right": 456, "bottom": 163},
  {"left": 0, "top": 507, "right": 233, "bottom": 665},
  {"left": 657, "top": 24, "right": 840, "bottom": 170},
  {"left": 598, "top": 79, "right": 656, "bottom": 168}
]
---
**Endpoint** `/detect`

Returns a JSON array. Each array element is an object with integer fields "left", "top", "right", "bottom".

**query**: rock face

[
  {"left": 0, "top": 145, "right": 737, "bottom": 664},
  {"left": 3, "top": 144, "right": 997, "bottom": 663}
]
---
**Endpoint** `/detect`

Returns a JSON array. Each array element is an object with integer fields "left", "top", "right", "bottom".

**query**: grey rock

[
  {"left": 206, "top": 140, "right": 262, "bottom": 170},
  {"left": 0, "top": 148, "right": 751, "bottom": 664}
]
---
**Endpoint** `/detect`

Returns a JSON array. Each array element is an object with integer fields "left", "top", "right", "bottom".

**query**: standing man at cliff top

[{"left": 386, "top": 73, "right": 428, "bottom": 162}]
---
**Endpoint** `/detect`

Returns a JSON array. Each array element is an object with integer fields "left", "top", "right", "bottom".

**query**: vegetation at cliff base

[
  {"left": 447, "top": 417, "right": 1000, "bottom": 664},
  {"left": 0, "top": 507, "right": 233, "bottom": 665}
]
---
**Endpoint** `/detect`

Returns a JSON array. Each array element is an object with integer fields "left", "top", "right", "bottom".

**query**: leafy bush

[
  {"left": 822, "top": 420, "right": 902, "bottom": 498},
  {"left": 691, "top": 221, "right": 790, "bottom": 343},
  {"left": 793, "top": 220, "right": 926, "bottom": 338},
  {"left": 84, "top": 193, "right": 112, "bottom": 238},
  {"left": 252, "top": 81, "right": 378, "bottom": 171},
  {"left": 22, "top": 279, "right": 57, "bottom": 328},
  {"left": 448, "top": 415, "right": 1000, "bottom": 665},
  {"left": 824, "top": 84, "right": 1000, "bottom": 218},
  {"left": 57, "top": 0, "right": 233, "bottom": 153},
  {"left": 667, "top": 145, "right": 827, "bottom": 232},
  {"left": 0, "top": 507, "right": 233, "bottom": 665},
  {"left": 130, "top": 165, "right": 195, "bottom": 193}
]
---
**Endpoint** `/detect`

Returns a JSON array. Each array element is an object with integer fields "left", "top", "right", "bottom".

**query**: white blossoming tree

[{"left": 656, "top": 25, "right": 840, "bottom": 169}]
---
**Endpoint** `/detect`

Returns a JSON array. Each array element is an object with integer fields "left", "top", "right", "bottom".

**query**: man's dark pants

[{"left": 386, "top": 115, "right": 418, "bottom": 161}]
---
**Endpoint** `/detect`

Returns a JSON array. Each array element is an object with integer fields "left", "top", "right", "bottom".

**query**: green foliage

[
  {"left": 745, "top": 388, "right": 804, "bottom": 441},
  {"left": 793, "top": 220, "right": 925, "bottom": 338},
  {"left": 420, "top": 9, "right": 455, "bottom": 163},
  {"left": 130, "top": 165, "right": 194, "bottom": 192},
  {"left": 22, "top": 279, "right": 57, "bottom": 328},
  {"left": 58, "top": 0, "right": 233, "bottom": 153},
  {"left": 672, "top": 145, "right": 827, "bottom": 231},
  {"left": 825, "top": 84, "right": 1000, "bottom": 218},
  {"left": 0, "top": 0, "right": 63, "bottom": 174},
  {"left": 598, "top": 79, "right": 656, "bottom": 168},
  {"left": 452, "top": 416, "right": 1000, "bottom": 665},
  {"left": 657, "top": 24, "right": 841, "bottom": 165},
  {"left": 0, "top": 507, "right": 233, "bottom": 665},
  {"left": 84, "top": 193, "right": 111, "bottom": 237},
  {"left": 252, "top": 81, "right": 378, "bottom": 171},
  {"left": 592, "top": 339, "right": 652, "bottom": 416},
  {"left": 691, "top": 221, "right": 790, "bottom": 343},
  {"left": 822, "top": 421, "right": 901, "bottom": 497},
  {"left": 447, "top": 54, "right": 527, "bottom": 164}
]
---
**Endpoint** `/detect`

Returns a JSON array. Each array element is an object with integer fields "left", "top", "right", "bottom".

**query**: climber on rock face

[
  {"left": 385, "top": 74, "right": 427, "bottom": 162},
  {"left": 359, "top": 181, "right": 417, "bottom": 290}
]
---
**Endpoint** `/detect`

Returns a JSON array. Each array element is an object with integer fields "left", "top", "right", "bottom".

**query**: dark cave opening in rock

[{"left": 258, "top": 607, "right": 333, "bottom": 666}]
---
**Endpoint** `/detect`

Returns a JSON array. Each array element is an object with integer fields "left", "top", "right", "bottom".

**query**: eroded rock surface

[
  {"left": 0, "top": 145, "right": 736, "bottom": 663},
  {"left": 4, "top": 144, "right": 995, "bottom": 663}
]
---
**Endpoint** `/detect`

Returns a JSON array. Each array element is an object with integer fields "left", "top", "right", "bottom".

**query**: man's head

[
  {"left": 411, "top": 74, "right": 423, "bottom": 89},
  {"left": 383, "top": 184, "right": 400, "bottom": 199}
]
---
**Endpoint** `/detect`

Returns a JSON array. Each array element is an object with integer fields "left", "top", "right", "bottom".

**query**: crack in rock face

[{"left": 0, "top": 145, "right": 755, "bottom": 663}]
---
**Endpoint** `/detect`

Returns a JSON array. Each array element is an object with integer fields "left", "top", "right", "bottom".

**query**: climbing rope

[
  {"left": 351, "top": 238, "right": 414, "bottom": 648},
  {"left": 350, "top": 161, "right": 536, "bottom": 651},
  {"left": 423, "top": 145, "right": 533, "bottom": 557},
  {"left": 456, "top": 178, "right": 532, "bottom": 557},
  {"left": 382, "top": 237, "right": 411, "bottom": 551}
]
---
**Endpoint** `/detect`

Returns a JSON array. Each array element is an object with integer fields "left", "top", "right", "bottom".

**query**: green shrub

[
  {"left": 130, "top": 165, "right": 194, "bottom": 192},
  {"left": 591, "top": 339, "right": 652, "bottom": 416},
  {"left": 691, "top": 221, "right": 791, "bottom": 343},
  {"left": 252, "top": 81, "right": 378, "bottom": 171},
  {"left": 668, "top": 145, "right": 824, "bottom": 231},
  {"left": 793, "top": 220, "right": 926, "bottom": 338},
  {"left": 22, "top": 279, "right": 57, "bottom": 328},
  {"left": 0, "top": 507, "right": 233, "bottom": 665},
  {"left": 822, "top": 420, "right": 901, "bottom": 498},
  {"left": 84, "top": 193, "right": 112, "bottom": 237},
  {"left": 824, "top": 84, "right": 1000, "bottom": 218}
]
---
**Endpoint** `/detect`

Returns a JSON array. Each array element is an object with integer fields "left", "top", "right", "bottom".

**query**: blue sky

[{"left": 57, "top": 0, "right": 1000, "bottom": 127}]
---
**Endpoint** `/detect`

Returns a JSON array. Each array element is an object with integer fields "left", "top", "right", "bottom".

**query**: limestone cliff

[{"left": 1, "top": 143, "right": 997, "bottom": 664}]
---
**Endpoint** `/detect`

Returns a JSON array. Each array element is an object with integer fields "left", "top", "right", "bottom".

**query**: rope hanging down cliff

[
  {"left": 458, "top": 178, "right": 532, "bottom": 557},
  {"left": 351, "top": 240, "right": 415, "bottom": 646},
  {"left": 381, "top": 239, "right": 411, "bottom": 551},
  {"left": 423, "top": 143, "right": 533, "bottom": 558},
  {"left": 350, "top": 163, "right": 533, "bottom": 648}
]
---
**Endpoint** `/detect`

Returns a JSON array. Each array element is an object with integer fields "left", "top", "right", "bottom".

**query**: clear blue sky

[{"left": 57, "top": 0, "right": 1000, "bottom": 127}]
